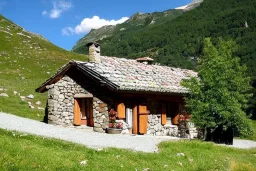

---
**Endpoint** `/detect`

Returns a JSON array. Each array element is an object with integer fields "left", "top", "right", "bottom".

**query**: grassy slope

[
  {"left": 0, "top": 128, "right": 256, "bottom": 171},
  {"left": 0, "top": 15, "right": 87, "bottom": 120}
]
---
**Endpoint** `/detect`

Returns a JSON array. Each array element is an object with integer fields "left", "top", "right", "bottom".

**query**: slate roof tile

[{"left": 76, "top": 56, "right": 197, "bottom": 93}]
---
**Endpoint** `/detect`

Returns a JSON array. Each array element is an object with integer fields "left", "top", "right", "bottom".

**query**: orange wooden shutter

[
  {"left": 139, "top": 105, "right": 148, "bottom": 134},
  {"left": 132, "top": 105, "right": 138, "bottom": 134},
  {"left": 161, "top": 103, "right": 167, "bottom": 125},
  {"left": 117, "top": 103, "right": 125, "bottom": 119},
  {"left": 74, "top": 99, "right": 81, "bottom": 125}
]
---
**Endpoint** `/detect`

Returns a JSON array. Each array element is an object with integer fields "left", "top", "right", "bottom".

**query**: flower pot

[{"left": 107, "top": 128, "right": 122, "bottom": 134}]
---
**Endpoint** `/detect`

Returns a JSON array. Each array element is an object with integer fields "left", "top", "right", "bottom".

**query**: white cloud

[
  {"left": 61, "top": 27, "right": 74, "bottom": 36},
  {"left": 42, "top": 0, "right": 72, "bottom": 19},
  {"left": 62, "top": 16, "right": 129, "bottom": 36}
]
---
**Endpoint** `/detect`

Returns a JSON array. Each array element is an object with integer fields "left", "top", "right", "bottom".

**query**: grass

[
  {"left": 1, "top": 128, "right": 256, "bottom": 171},
  {"left": 242, "top": 120, "right": 256, "bottom": 141},
  {"left": 0, "top": 14, "right": 87, "bottom": 121}
]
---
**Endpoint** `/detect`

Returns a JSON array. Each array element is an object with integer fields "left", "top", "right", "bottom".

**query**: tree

[{"left": 181, "top": 38, "right": 253, "bottom": 137}]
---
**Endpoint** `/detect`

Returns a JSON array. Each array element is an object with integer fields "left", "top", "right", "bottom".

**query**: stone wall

[
  {"left": 92, "top": 98, "right": 109, "bottom": 132},
  {"left": 147, "top": 114, "right": 164, "bottom": 136},
  {"left": 46, "top": 75, "right": 108, "bottom": 132},
  {"left": 147, "top": 114, "right": 178, "bottom": 136}
]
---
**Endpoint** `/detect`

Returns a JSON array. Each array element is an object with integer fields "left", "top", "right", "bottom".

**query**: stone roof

[
  {"left": 37, "top": 56, "right": 197, "bottom": 94},
  {"left": 75, "top": 56, "right": 197, "bottom": 94}
]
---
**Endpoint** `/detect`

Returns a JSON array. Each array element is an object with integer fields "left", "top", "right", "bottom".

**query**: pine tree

[{"left": 182, "top": 38, "right": 253, "bottom": 137}]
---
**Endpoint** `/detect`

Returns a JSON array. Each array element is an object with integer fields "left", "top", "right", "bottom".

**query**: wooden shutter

[
  {"left": 73, "top": 99, "right": 81, "bottom": 125},
  {"left": 132, "top": 105, "right": 138, "bottom": 134},
  {"left": 117, "top": 103, "right": 125, "bottom": 119},
  {"left": 161, "top": 103, "right": 167, "bottom": 125},
  {"left": 139, "top": 105, "right": 148, "bottom": 134}
]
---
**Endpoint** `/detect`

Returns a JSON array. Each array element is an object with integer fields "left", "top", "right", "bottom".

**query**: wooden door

[
  {"left": 74, "top": 99, "right": 81, "bottom": 125},
  {"left": 138, "top": 105, "right": 148, "bottom": 134},
  {"left": 73, "top": 98, "right": 93, "bottom": 126}
]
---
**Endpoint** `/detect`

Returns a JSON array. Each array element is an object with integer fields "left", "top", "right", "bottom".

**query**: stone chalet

[{"left": 36, "top": 42, "right": 197, "bottom": 136}]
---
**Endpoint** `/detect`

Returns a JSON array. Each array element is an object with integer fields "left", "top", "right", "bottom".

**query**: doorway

[{"left": 74, "top": 98, "right": 94, "bottom": 126}]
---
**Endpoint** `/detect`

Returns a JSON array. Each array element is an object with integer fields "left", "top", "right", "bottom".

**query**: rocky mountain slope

[
  {"left": 72, "top": 9, "right": 185, "bottom": 52},
  {"left": 0, "top": 14, "right": 86, "bottom": 120},
  {"left": 72, "top": 0, "right": 204, "bottom": 53}
]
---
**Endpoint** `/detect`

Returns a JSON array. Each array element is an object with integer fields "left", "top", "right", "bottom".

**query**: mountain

[
  {"left": 175, "top": 0, "right": 203, "bottom": 11},
  {"left": 0, "top": 14, "right": 86, "bottom": 120},
  {"left": 72, "top": 0, "right": 204, "bottom": 53},
  {"left": 72, "top": 9, "right": 185, "bottom": 52}
]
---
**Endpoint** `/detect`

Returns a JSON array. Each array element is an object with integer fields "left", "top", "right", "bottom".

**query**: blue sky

[{"left": 0, "top": 0, "right": 191, "bottom": 50}]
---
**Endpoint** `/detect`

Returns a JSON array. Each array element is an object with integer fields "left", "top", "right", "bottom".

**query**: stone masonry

[
  {"left": 147, "top": 114, "right": 178, "bottom": 136},
  {"left": 46, "top": 75, "right": 108, "bottom": 132}
]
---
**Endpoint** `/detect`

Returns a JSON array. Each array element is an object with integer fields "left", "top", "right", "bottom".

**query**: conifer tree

[{"left": 182, "top": 38, "right": 253, "bottom": 137}]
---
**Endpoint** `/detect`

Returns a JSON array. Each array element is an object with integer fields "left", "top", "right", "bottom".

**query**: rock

[
  {"left": 35, "top": 101, "right": 41, "bottom": 105},
  {"left": 49, "top": 115, "right": 59, "bottom": 121},
  {"left": 177, "top": 153, "right": 185, "bottom": 157},
  {"left": 29, "top": 105, "right": 35, "bottom": 109},
  {"left": 38, "top": 107, "right": 44, "bottom": 110},
  {"left": 62, "top": 112, "right": 68, "bottom": 117},
  {"left": 0, "top": 93, "right": 8, "bottom": 97},
  {"left": 59, "top": 94, "right": 64, "bottom": 99},
  {"left": 27, "top": 94, "right": 34, "bottom": 99},
  {"left": 80, "top": 160, "right": 87, "bottom": 165}
]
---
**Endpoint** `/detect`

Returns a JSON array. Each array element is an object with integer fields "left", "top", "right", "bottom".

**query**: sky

[{"left": 0, "top": 0, "right": 192, "bottom": 50}]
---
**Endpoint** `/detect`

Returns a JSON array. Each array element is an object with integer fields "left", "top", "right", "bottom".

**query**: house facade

[{"left": 36, "top": 42, "right": 197, "bottom": 136}]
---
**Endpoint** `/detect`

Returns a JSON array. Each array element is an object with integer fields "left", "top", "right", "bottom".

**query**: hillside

[
  {"left": 72, "top": 9, "right": 185, "bottom": 53},
  {"left": 0, "top": 14, "right": 87, "bottom": 120}
]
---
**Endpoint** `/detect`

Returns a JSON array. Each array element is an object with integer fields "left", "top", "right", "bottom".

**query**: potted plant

[{"left": 107, "top": 109, "right": 123, "bottom": 134}]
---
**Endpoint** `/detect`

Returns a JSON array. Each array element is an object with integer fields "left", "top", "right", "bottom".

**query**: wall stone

[
  {"left": 147, "top": 114, "right": 178, "bottom": 136},
  {"left": 46, "top": 75, "right": 108, "bottom": 132}
]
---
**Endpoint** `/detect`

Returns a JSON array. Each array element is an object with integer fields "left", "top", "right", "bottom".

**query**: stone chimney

[{"left": 86, "top": 42, "right": 101, "bottom": 63}]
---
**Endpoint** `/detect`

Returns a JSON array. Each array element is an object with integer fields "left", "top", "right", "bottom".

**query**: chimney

[
  {"left": 86, "top": 42, "right": 101, "bottom": 63},
  {"left": 136, "top": 57, "right": 154, "bottom": 65}
]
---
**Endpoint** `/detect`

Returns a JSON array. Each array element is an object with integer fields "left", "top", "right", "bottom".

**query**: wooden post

[
  {"left": 88, "top": 98, "right": 94, "bottom": 126},
  {"left": 132, "top": 105, "right": 138, "bottom": 134}
]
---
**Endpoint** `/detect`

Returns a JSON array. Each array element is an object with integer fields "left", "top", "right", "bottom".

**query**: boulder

[{"left": 0, "top": 93, "right": 8, "bottom": 97}]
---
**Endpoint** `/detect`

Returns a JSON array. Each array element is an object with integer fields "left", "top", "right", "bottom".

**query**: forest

[{"left": 73, "top": 0, "right": 256, "bottom": 118}]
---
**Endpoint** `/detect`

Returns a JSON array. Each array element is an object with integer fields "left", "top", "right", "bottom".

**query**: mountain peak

[{"left": 175, "top": 0, "right": 203, "bottom": 11}]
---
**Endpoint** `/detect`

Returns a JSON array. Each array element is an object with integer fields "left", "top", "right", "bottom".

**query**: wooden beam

[{"left": 132, "top": 105, "right": 138, "bottom": 134}]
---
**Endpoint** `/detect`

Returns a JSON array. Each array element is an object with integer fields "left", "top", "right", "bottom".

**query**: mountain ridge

[{"left": 72, "top": 0, "right": 203, "bottom": 52}]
